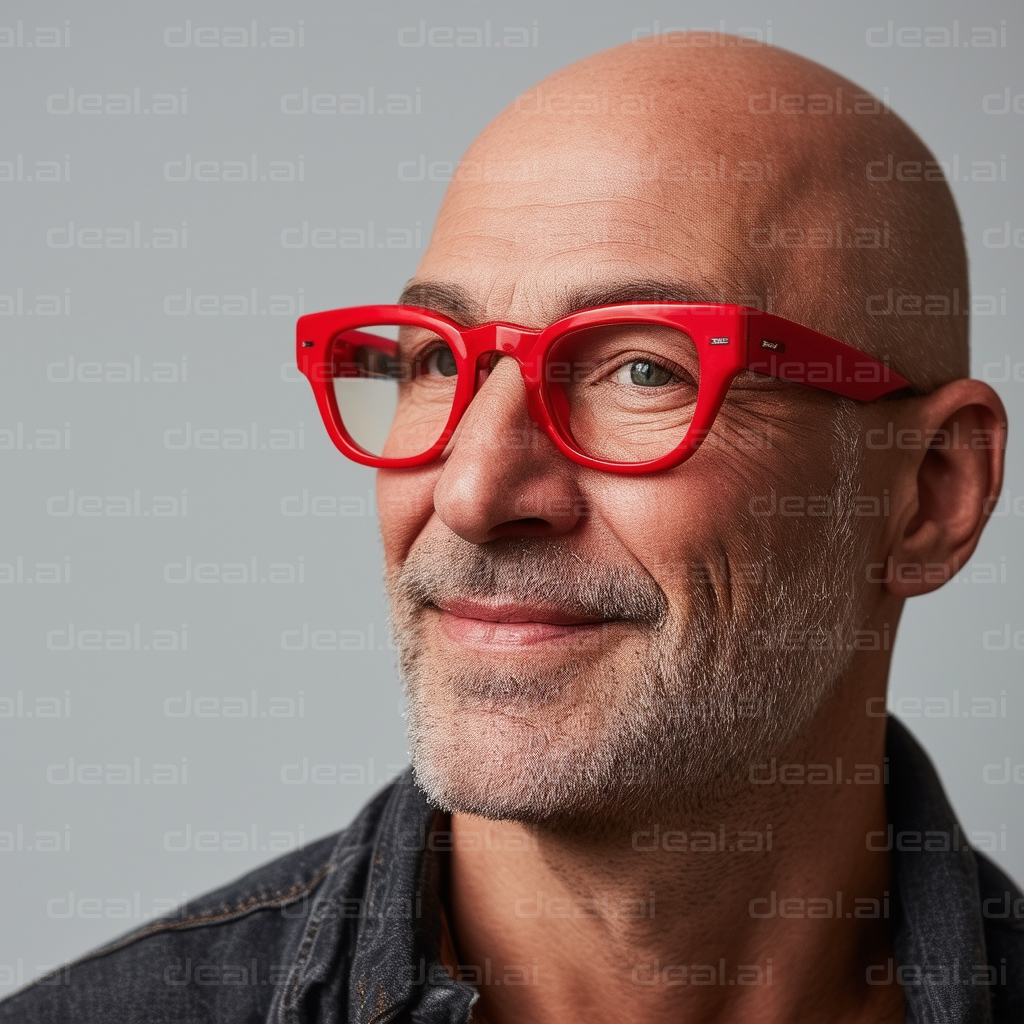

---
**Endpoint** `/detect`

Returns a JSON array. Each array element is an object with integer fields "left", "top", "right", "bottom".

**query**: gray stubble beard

[{"left": 389, "top": 403, "right": 869, "bottom": 832}]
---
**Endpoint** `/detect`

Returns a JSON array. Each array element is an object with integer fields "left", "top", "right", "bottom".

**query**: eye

[
  {"left": 612, "top": 359, "right": 677, "bottom": 387},
  {"left": 422, "top": 345, "right": 458, "bottom": 378}
]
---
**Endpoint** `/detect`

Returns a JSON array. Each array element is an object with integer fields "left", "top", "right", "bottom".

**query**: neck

[{"left": 444, "top": 647, "right": 904, "bottom": 1024}]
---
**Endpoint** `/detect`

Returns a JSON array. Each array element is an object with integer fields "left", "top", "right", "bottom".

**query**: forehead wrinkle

[
  {"left": 422, "top": 191, "right": 777, "bottom": 325},
  {"left": 397, "top": 275, "right": 753, "bottom": 329}
]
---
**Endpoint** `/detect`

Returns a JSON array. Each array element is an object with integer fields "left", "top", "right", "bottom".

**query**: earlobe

[{"left": 882, "top": 380, "right": 1007, "bottom": 600}]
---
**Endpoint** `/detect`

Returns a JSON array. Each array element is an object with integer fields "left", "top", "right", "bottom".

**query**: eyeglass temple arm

[{"left": 743, "top": 309, "right": 913, "bottom": 401}]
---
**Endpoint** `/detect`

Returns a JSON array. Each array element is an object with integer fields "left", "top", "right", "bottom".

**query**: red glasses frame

[{"left": 295, "top": 303, "right": 912, "bottom": 475}]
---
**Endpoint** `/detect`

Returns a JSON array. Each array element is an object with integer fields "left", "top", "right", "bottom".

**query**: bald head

[{"left": 423, "top": 36, "right": 967, "bottom": 392}]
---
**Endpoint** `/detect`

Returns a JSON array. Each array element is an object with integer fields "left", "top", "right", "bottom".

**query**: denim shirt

[{"left": 3, "top": 717, "right": 1022, "bottom": 1023}]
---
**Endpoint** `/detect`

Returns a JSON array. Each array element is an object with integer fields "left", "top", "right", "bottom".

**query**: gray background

[{"left": 1, "top": 0, "right": 1021, "bottom": 986}]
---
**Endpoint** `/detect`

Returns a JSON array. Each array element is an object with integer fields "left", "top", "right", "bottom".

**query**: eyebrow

[
  {"left": 397, "top": 280, "right": 484, "bottom": 323},
  {"left": 397, "top": 278, "right": 732, "bottom": 327}
]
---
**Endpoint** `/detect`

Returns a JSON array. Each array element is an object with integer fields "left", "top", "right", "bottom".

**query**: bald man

[{"left": 3, "top": 34, "right": 1019, "bottom": 1024}]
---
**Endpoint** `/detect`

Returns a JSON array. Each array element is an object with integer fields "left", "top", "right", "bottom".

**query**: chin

[
  {"left": 406, "top": 685, "right": 718, "bottom": 831},
  {"left": 406, "top": 691, "right": 615, "bottom": 825}
]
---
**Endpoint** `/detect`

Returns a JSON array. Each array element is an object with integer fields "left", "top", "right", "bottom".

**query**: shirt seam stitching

[{"left": 6, "top": 866, "right": 332, "bottom": 999}]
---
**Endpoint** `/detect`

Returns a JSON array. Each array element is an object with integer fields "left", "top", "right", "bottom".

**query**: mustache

[{"left": 389, "top": 535, "right": 668, "bottom": 625}]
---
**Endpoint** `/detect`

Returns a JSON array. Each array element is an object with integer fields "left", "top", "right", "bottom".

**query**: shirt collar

[
  {"left": 887, "top": 716, "right": 992, "bottom": 1023},
  {"left": 347, "top": 776, "right": 475, "bottom": 1024},
  {"left": 299, "top": 719, "right": 992, "bottom": 1024}
]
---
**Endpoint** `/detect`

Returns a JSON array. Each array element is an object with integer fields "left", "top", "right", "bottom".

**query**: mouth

[{"left": 432, "top": 598, "right": 612, "bottom": 647}]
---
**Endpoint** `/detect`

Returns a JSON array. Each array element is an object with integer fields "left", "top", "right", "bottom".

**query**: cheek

[
  {"left": 595, "top": 467, "right": 756, "bottom": 590},
  {"left": 592, "top": 436, "right": 832, "bottom": 615},
  {"left": 377, "top": 469, "right": 437, "bottom": 567}
]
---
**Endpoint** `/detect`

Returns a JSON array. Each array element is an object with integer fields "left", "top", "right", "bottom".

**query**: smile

[{"left": 433, "top": 599, "right": 611, "bottom": 647}]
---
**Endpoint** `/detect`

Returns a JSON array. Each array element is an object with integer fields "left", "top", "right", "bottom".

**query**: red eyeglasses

[{"left": 295, "top": 303, "right": 912, "bottom": 475}]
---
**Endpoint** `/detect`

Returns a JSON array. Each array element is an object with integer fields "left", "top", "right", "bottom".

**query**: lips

[
  {"left": 436, "top": 598, "right": 605, "bottom": 626},
  {"left": 433, "top": 598, "right": 609, "bottom": 647}
]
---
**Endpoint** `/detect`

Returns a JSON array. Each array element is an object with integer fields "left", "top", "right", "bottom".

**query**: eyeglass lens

[{"left": 328, "top": 321, "right": 701, "bottom": 463}]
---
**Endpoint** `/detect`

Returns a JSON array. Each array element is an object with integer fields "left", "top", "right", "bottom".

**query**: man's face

[{"left": 379, "top": 126, "right": 875, "bottom": 828}]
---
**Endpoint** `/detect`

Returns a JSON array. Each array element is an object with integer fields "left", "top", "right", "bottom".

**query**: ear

[{"left": 883, "top": 379, "right": 1007, "bottom": 599}]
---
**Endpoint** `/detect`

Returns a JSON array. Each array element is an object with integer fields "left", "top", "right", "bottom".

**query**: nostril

[{"left": 488, "top": 517, "right": 561, "bottom": 540}]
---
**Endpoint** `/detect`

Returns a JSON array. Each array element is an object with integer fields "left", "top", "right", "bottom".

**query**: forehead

[{"left": 413, "top": 136, "right": 784, "bottom": 327}]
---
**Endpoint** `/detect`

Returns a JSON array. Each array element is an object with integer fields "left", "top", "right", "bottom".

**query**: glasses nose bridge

[
  {"left": 458, "top": 322, "right": 549, "bottom": 436},
  {"left": 461, "top": 322, "right": 541, "bottom": 366}
]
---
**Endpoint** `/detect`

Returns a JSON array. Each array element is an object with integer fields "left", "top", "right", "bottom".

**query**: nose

[{"left": 432, "top": 356, "right": 587, "bottom": 543}]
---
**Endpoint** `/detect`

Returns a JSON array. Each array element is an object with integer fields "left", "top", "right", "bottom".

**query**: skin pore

[{"left": 375, "top": 38, "right": 1006, "bottom": 1024}]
